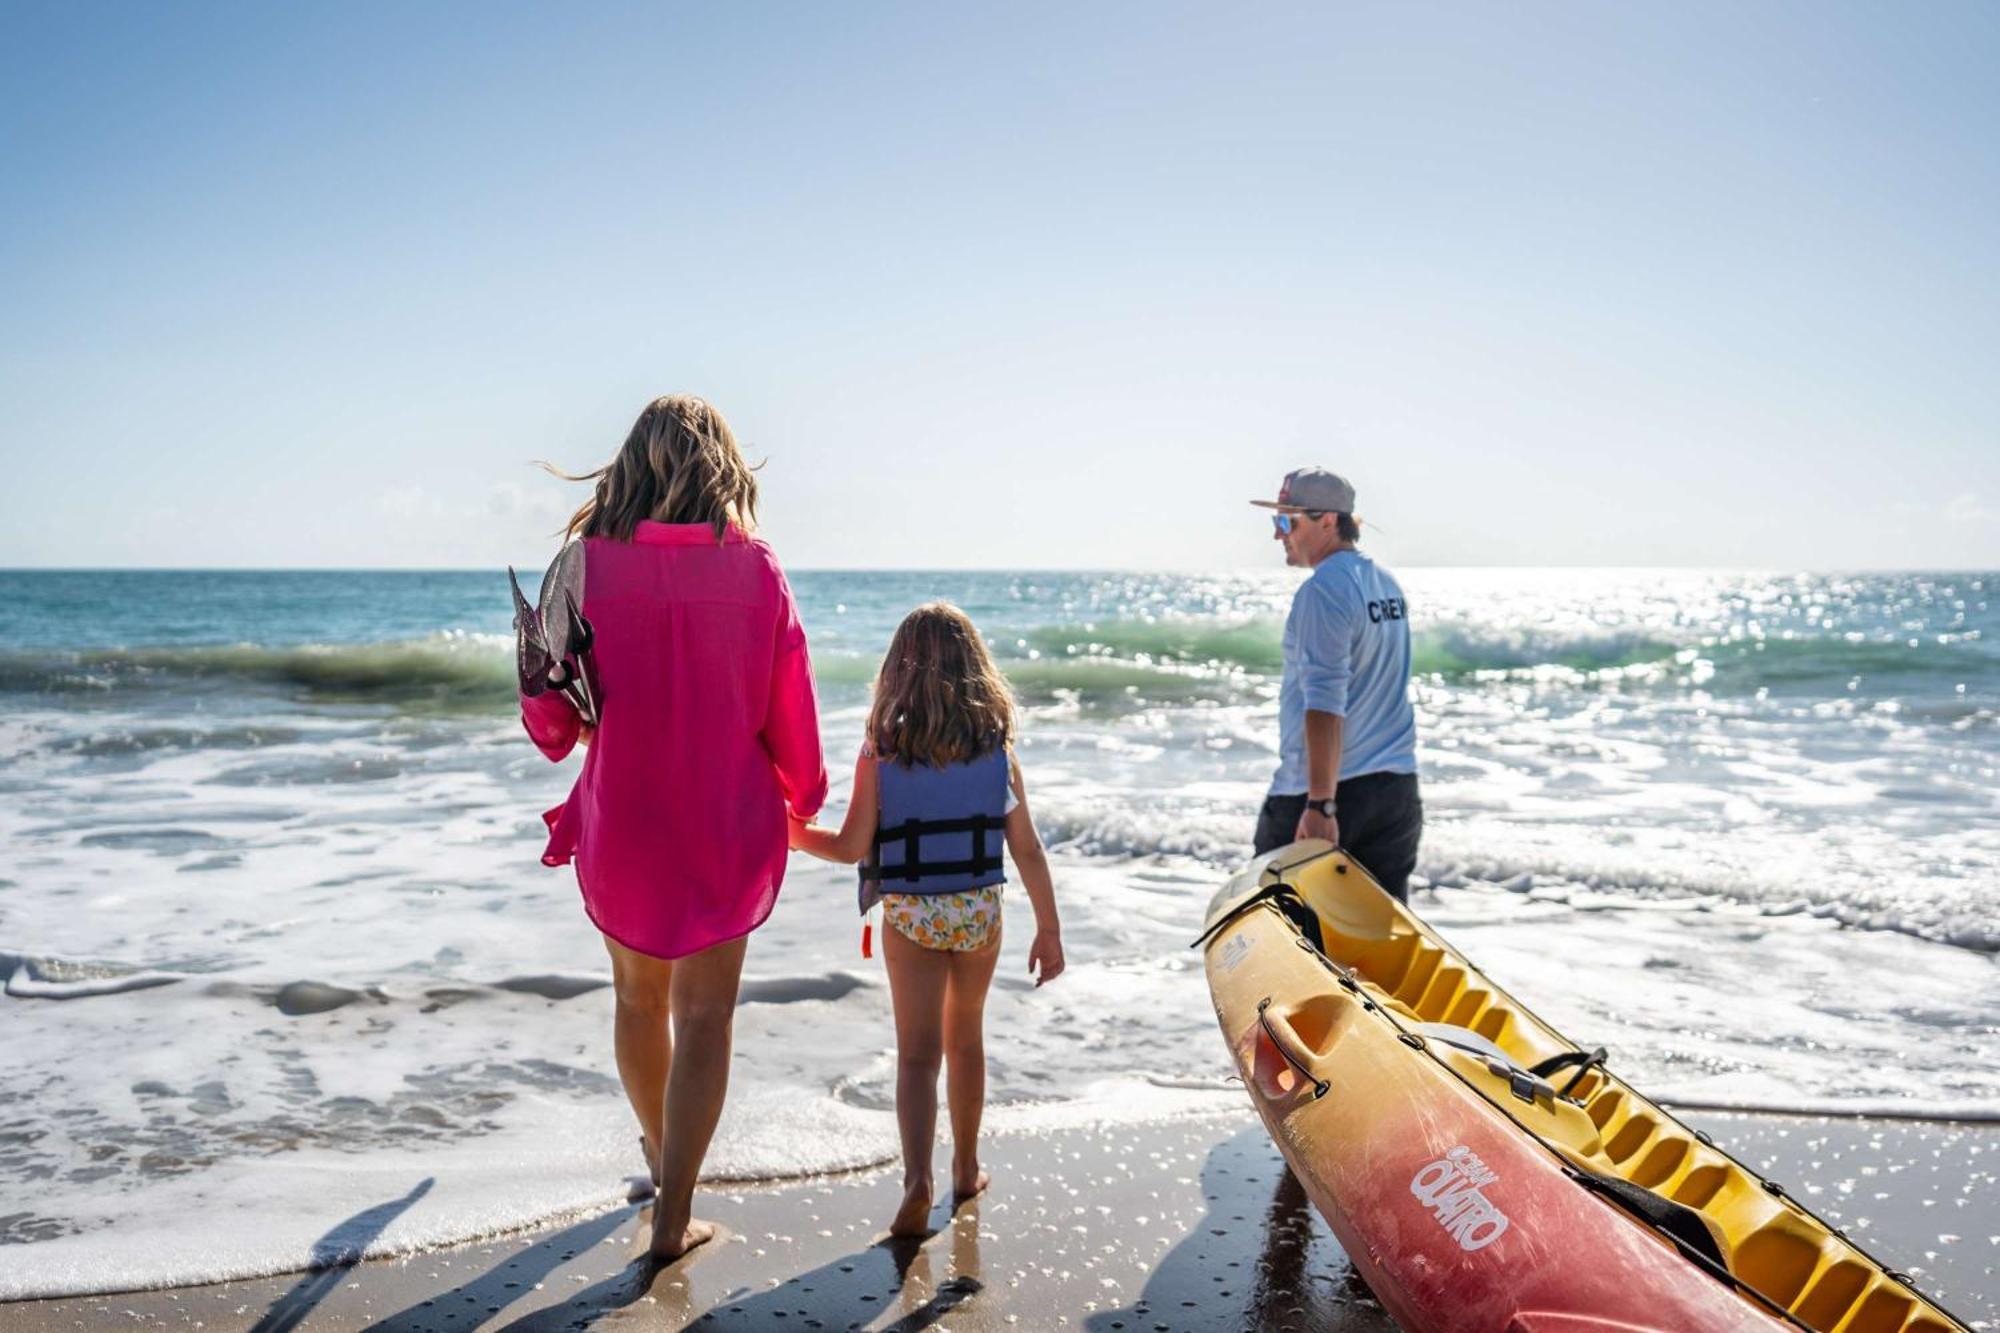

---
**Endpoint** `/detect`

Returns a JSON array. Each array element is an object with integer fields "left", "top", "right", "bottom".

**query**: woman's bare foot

[
  {"left": 952, "top": 1163, "right": 989, "bottom": 1202},
  {"left": 648, "top": 1217, "right": 718, "bottom": 1263},
  {"left": 627, "top": 1135, "right": 662, "bottom": 1201},
  {"left": 890, "top": 1179, "right": 933, "bottom": 1237}
]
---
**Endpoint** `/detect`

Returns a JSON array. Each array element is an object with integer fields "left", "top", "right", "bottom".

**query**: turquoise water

[
  {"left": 2, "top": 567, "right": 1993, "bottom": 707},
  {"left": 2, "top": 564, "right": 1993, "bottom": 941}
]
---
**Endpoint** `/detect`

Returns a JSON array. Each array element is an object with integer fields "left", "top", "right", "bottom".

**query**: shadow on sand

[
  {"left": 500, "top": 1197, "right": 985, "bottom": 1332},
  {"left": 1083, "top": 1125, "right": 1397, "bottom": 1333},
  {"left": 277, "top": 1124, "right": 1392, "bottom": 1331},
  {"left": 249, "top": 1177, "right": 435, "bottom": 1333},
  {"left": 358, "top": 1203, "right": 642, "bottom": 1332}
]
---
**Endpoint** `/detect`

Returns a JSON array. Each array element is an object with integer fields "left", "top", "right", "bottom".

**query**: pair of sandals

[{"left": 510, "top": 543, "right": 600, "bottom": 726}]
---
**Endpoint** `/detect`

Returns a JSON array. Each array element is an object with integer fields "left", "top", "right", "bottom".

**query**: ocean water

[{"left": 0, "top": 566, "right": 1995, "bottom": 1301}]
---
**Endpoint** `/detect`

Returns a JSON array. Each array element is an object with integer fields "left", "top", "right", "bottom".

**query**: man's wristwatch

[{"left": 1306, "top": 796, "right": 1337, "bottom": 818}]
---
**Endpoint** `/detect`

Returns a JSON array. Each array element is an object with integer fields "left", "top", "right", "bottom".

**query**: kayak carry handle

[{"left": 1256, "top": 997, "right": 1329, "bottom": 1100}]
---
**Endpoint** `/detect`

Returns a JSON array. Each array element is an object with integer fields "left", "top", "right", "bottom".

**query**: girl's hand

[
  {"left": 1028, "top": 927, "right": 1065, "bottom": 987},
  {"left": 786, "top": 810, "right": 812, "bottom": 850}
]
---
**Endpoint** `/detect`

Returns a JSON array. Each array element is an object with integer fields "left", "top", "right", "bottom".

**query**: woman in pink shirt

[{"left": 521, "top": 394, "right": 827, "bottom": 1260}]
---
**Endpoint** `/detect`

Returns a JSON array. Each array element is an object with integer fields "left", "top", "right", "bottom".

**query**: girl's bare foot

[
  {"left": 952, "top": 1163, "right": 989, "bottom": 1201},
  {"left": 648, "top": 1217, "right": 718, "bottom": 1262},
  {"left": 890, "top": 1179, "right": 933, "bottom": 1237}
]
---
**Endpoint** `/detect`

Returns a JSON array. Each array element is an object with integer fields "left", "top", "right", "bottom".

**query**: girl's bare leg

[
  {"left": 604, "top": 935, "right": 673, "bottom": 1187},
  {"left": 943, "top": 930, "right": 1001, "bottom": 1199},
  {"left": 883, "top": 924, "right": 952, "bottom": 1236},
  {"left": 651, "top": 934, "right": 748, "bottom": 1260}
]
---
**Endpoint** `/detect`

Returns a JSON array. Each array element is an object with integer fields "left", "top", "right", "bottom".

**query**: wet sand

[{"left": 4, "top": 1109, "right": 1993, "bottom": 1332}]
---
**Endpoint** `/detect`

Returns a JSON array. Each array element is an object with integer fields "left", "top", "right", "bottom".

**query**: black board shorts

[{"left": 1254, "top": 771, "right": 1423, "bottom": 903}]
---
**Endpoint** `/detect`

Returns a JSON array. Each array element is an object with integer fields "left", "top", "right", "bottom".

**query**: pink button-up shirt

[{"left": 521, "top": 521, "right": 827, "bottom": 959}]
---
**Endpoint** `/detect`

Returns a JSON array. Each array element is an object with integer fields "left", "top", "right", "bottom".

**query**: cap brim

[{"left": 1249, "top": 499, "right": 1300, "bottom": 510}]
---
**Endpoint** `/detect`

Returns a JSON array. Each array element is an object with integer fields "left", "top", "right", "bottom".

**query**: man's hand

[
  {"left": 1296, "top": 803, "right": 1338, "bottom": 847},
  {"left": 785, "top": 810, "right": 812, "bottom": 850}
]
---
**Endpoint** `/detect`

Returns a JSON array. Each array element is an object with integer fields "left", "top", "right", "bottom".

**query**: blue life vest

[{"left": 858, "top": 745, "right": 1010, "bottom": 915}]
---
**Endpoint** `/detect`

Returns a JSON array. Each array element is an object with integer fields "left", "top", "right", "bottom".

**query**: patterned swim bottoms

[{"left": 880, "top": 885, "right": 1003, "bottom": 952}]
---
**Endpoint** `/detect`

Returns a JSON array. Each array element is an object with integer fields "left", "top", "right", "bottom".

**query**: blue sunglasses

[{"left": 1271, "top": 510, "right": 1326, "bottom": 535}]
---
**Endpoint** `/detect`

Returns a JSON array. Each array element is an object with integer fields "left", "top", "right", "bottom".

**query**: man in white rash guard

[{"left": 1251, "top": 467, "right": 1423, "bottom": 900}]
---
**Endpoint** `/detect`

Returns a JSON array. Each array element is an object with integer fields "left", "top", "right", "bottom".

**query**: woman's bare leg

[
  {"left": 651, "top": 934, "right": 748, "bottom": 1260},
  {"left": 943, "top": 931, "right": 1001, "bottom": 1199},
  {"left": 603, "top": 935, "right": 673, "bottom": 1186},
  {"left": 883, "top": 924, "right": 952, "bottom": 1236}
]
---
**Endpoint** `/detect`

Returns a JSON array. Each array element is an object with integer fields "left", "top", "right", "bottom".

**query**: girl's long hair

[
  {"left": 549, "top": 395, "right": 759, "bottom": 543},
  {"left": 867, "top": 603, "right": 1015, "bottom": 768}
]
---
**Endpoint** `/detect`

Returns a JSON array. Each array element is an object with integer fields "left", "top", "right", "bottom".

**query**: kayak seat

[
  {"left": 1415, "top": 1022, "right": 1558, "bottom": 1104},
  {"left": 1415, "top": 1023, "right": 1610, "bottom": 1160}
]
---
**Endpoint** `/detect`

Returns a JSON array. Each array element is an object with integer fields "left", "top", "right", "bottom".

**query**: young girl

[{"left": 789, "top": 602, "right": 1064, "bottom": 1236}]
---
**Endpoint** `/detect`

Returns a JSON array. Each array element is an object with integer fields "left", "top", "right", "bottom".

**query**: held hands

[
  {"left": 1028, "top": 926, "right": 1065, "bottom": 987},
  {"left": 786, "top": 809, "right": 812, "bottom": 850},
  {"left": 1295, "top": 804, "right": 1338, "bottom": 847}
]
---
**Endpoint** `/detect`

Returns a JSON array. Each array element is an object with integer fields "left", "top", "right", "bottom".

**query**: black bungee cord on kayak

[
  {"left": 1188, "top": 848, "right": 1344, "bottom": 954},
  {"left": 1529, "top": 1046, "right": 1610, "bottom": 1101}
]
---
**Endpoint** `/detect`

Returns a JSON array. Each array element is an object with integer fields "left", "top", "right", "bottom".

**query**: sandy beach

[{"left": 6, "top": 1107, "right": 1992, "bottom": 1332}]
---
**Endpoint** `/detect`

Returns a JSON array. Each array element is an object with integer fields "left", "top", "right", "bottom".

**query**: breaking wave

[
  {"left": 2, "top": 616, "right": 1986, "bottom": 713},
  {"left": 0, "top": 635, "right": 516, "bottom": 706}
]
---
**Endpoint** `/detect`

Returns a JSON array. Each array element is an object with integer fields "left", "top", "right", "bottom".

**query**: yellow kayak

[{"left": 1199, "top": 841, "right": 1971, "bottom": 1333}]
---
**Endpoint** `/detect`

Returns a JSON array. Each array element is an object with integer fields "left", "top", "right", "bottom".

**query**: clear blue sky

[{"left": 2, "top": 2, "right": 1995, "bottom": 570}]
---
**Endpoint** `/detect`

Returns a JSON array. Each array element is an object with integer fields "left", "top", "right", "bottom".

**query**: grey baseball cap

[{"left": 1250, "top": 467, "right": 1356, "bottom": 514}]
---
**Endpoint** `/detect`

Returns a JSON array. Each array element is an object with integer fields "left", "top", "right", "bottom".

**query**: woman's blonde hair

[
  {"left": 551, "top": 395, "right": 759, "bottom": 543},
  {"left": 868, "top": 602, "right": 1015, "bottom": 768}
]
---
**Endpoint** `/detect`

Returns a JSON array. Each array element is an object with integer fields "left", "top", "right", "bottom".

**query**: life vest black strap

[
  {"left": 870, "top": 815, "right": 998, "bottom": 841},
  {"left": 860, "top": 814, "right": 1005, "bottom": 884}
]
